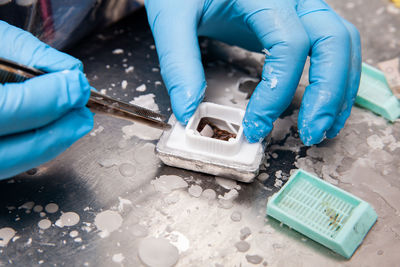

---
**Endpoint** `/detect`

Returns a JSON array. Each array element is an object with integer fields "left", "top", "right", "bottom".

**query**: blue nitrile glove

[
  {"left": 145, "top": 0, "right": 361, "bottom": 145},
  {"left": 0, "top": 21, "right": 93, "bottom": 180}
]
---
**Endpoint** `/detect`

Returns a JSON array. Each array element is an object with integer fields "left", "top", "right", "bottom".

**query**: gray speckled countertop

[{"left": 0, "top": 2, "right": 399, "bottom": 266}]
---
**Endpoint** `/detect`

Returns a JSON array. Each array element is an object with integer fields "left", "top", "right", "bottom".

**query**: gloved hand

[
  {"left": 145, "top": 0, "right": 361, "bottom": 145},
  {"left": 0, "top": 21, "right": 93, "bottom": 180}
]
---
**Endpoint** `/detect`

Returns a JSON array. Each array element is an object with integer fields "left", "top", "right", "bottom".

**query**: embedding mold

[
  {"left": 267, "top": 169, "right": 377, "bottom": 258},
  {"left": 156, "top": 102, "right": 266, "bottom": 182}
]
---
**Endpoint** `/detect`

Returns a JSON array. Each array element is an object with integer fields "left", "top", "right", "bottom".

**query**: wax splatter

[
  {"left": 151, "top": 175, "right": 188, "bottom": 194},
  {"left": 201, "top": 189, "right": 217, "bottom": 200},
  {"left": 0, "top": 227, "right": 16, "bottom": 247},
  {"left": 69, "top": 230, "right": 79, "bottom": 238},
  {"left": 230, "top": 211, "right": 242, "bottom": 222},
  {"left": 45, "top": 203, "right": 59, "bottom": 214},
  {"left": 235, "top": 241, "right": 250, "bottom": 252},
  {"left": 33, "top": 205, "right": 43, "bottom": 213},
  {"left": 131, "top": 224, "right": 148, "bottom": 238},
  {"left": 122, "top": 122, "right": 163, "bottom": 141},
  {"left": 94, "top": 210, "right": 123, "bottom": 238},
  {"left": 246, "top": 255, "right": 263, "bottom": 264},
  {"left": 138, "top": 237, "right": 179, "bottom": 267},
  {"left": 119, "top": 163, "right": 136, "bottom": 177},
  {"left": 55, "top": 212, "right": 80, "bottom": 227},
  {"left": 240, "top": 227, "right": 252, "bottom": 240},
  {"left": 112, "top": 48, "right": 124, "bottom": 54},
  {"left": 112, "top": 253, "right": 125, "bottom": 263},
  {"left": 38, "top": 219, "right": 52, "bottom": 230},
  {"left": 188, "top": 185, "right": 203, "bottom": 198},
  {"left": 136, "top": 84, "right": 147, "bottom": 92},
  {"left": 129, "top": 93, "right": 159, "bottom": 112},
  {"left": 215, "top": 177, "right": 240, "bottom": 190}
]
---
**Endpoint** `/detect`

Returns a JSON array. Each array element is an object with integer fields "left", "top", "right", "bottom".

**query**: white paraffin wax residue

[
  {"left": 122, "top": 122, "right": 163, "bottom": 141},
  {"left": 0, "top": 227, "right": 16, "bottom": 247},
  {"left": 94, "top": 210, "right": 123, "bottom": 238},
  {"left": 129, "top": 93, "right": 159, "bottom": 112},
  {"left": 151, "top": 175, "right": 188, "bottom": 194},
  {"left": 55, "top": 212, "right": 80, "bottom": 227},
  {"left": 138, "top": 237, "right": 179, "bottom": 267}
]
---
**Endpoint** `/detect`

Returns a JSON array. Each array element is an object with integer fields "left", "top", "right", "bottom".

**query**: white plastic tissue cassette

[{"left": 156, "top": 102, "right": 266, "bottom": 182}]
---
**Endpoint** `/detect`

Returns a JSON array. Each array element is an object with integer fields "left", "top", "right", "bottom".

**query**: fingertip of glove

[
  {"left": 299, "top": 119, "right": 330, "bottom": 146},
  {"left": 174, "top": 107, "right": 194, "bottom": 126},
  {"left": 66, "top": 59, "right": 84, "bottom": 72},
  {"left": 242, "top": 118, "right": 270, "bottom": 144},
  {"left": 326, "top": 124, "right": 341, "bottom": 139},
  {"left": 59, "top": 69, "right": 91, "bottom": 107},
  {"left": 170, "top": 82, "right": 206, "bottom": 125},
  {"left": 326, "top": 110, "right": 351, "bottom": 139},
  {"left": 73, "top": 108, "right": 94, "bottom": 137}
]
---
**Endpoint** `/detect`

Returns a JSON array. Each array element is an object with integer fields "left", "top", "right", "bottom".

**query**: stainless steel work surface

[{"left": 1, "top": 3, "right": 400, "bottom": 266}]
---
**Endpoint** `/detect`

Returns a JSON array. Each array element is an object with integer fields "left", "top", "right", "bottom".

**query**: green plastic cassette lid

[
  {"left": 266, "top": 169, "right": 377, "bottom": 259},
  {"left": 356, "top": 63, "right": 400, "bottom": 122}
]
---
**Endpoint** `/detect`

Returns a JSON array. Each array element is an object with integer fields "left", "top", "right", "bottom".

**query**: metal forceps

[{"left": 0, "top": 57, "right": 171, "bottom": 130}]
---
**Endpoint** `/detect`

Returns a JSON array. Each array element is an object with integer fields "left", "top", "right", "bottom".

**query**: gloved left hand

[
  {"left": 145, "top": 0, "right": 361, "bottom": 145},
  {"left": 0, "top": 21, "right": 93, "bottom": 180}
]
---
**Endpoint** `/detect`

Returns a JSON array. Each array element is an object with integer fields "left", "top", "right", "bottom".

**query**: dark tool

[{"left": 0, "top": 57, "right": 171, "bottom": 130}]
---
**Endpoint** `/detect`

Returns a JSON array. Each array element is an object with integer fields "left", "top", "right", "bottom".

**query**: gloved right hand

[
  {"left": 0, "top": 21, "right": 93, "bottom": 180},
  {"left": 145, "top": 0, "right": 361, "bottom": 146}
]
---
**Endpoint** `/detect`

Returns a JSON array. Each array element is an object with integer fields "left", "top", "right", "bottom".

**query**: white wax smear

[
  {"left": 188, "top": 185, "right": 203, "bottom": 198},
  {"left": 367, "top": 134, "right": 385, "bottom": 150},
  {"left": 33, "top": 205, "right": 43, "bottom": 213},
  {"left": 133, "top": 143, "right": 160, "bottom": 167},
  {"left": 38, "top": 219, "right": 52, "bottom": 230},
  {"left": 151, "top": 175, "right": 188, "bottom": 194},
  {"left": 94, "top": 210, "right": 123, "bottom": 238},
  {"left": 112, "top": 253, "right": 125, "bottom": 263},
  {"left": 201, "top": 189, "right": 217, "bottom": 200},
  {"left": 97, "top": 158, "right": 118, "bottom": 168},
  {"left": 90, "top": 125, "right": 104, "bottom": 136},
  {"left": 0, "top": 227, "right": 16, "bottom": 247},
  {"left": 125, "top": 66, "right": 134, "bottom": 73},
  {"left": 218, "top": 189, "right": 239, "bottom": 201},
  {"left": 45, "top": 203, "right": 59, "bottom": 214},
  {"left": 131, "top": 224, "right": 148, "bottom": 238},
  {"left": 69, "top": 230, "right": 79, "bottom": 238},
  {"left": 218, "top": 199, "right": 234, "bottom": 209},
  {"left": 230, "top": 211, "right": 242, "bottom": 222},
  {"left": 215, "top": 177, "right": 241, "bottom": 190},
  {"left": 257, "top": 173, "right": 270, "bottom": 182},
  {"left": 119, "top": 163, "right": 136, "bottom": 177},
  {"left": 112, "top": 48, "right": 124, "bottom": 54},
  {"left": 246, "top": 254, "right": 263, "bottom": 264},
  {"left": 55, "top": 212, "right": 80, "bottom": 227},
  {"left": 118, "top": 197, "right": 132, "bottom": 212},
  {"left": 235, "top": 240, "right": 250, "bottom": 252},
  {"left": 240, "top": 227, "right": 252, "bottom": 240},
  {"left": 136, "top": 84, "right": 147, "bottom": 92},
  {"left": 122, "top": 122, "right": 163, "bottom": 141},
  {"left": 270, "top": 77, "right": 278, "bottom": 88},
  {"left": 19, "top": 201, "right": 34, "bottom": 210},
  {"left": 138, "top": 237, "right": 179, "bottom": 267},
  {"left": 164, "top": 193, "right": 180, "bottom": 205},
  {"left": 121, "top": 80, "right": 128, "bottom": 89},
  {"left": 165, "top": 231, "right": 190, "bottom": 253},
  {"left": 129, "top": 93, "right": 159, "bottom": 112}
]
